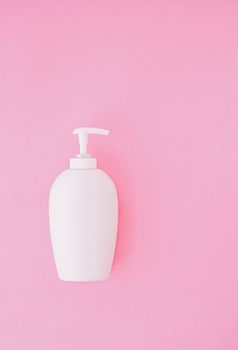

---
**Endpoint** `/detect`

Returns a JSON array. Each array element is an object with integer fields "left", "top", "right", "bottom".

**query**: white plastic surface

[
  {"left": 69, "top": 157, "right": 97, "bottom": 169},
  {"left": 73, "top": 127, "right": 109, "bottom": 158},
  {"left": 49, "top": 169, "right": 118, "bottom": 281}
]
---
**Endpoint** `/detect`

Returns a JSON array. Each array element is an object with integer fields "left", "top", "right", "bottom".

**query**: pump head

[{"left": 70, "top": 127, "right": 109, "bottom": 169}]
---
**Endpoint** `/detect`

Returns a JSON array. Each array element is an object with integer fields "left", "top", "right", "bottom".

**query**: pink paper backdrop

[{"left": 1, "top": 1, "right": 238, "bottom": 349}]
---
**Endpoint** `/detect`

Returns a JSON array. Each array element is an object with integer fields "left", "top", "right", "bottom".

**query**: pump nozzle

[{"left": 73, "top": 127, "right": 109, "bottom": 158}]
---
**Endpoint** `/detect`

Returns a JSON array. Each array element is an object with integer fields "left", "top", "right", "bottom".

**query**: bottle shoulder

[
  {"left": 55, "top": 168, "right": 110, "bottom": 179},
  {"left": 50, "top": 168, "right": 117, "bottom": 193}
]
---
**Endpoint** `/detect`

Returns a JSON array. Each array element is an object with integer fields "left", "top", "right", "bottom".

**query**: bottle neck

[{"left": 69, "top": 157, "right": 97, "bottom": 169}]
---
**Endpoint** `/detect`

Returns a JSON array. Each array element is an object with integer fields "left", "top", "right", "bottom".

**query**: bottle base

[{"left": 57, "top": 273, "right": 110, "bottom": 282}]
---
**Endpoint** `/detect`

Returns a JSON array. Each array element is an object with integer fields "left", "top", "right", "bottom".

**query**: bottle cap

[{"left": 70, "top": 127, "right": 109, "bottom": 169}]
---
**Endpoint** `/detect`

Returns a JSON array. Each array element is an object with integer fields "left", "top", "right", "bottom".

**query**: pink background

[{"left": 1, "top": 1, "right": 238, "bottom": 349}]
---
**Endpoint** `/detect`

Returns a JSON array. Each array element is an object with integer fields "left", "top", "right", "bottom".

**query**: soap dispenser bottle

[{"left": 49, "top": 127, "right": 118, "bottom": 281}]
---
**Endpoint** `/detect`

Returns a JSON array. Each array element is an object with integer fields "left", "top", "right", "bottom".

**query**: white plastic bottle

[{"left": 49, "top": 127, "right": 118, "bottom": 281}]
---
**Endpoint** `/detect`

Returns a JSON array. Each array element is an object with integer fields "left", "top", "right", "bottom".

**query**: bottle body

[{"left": 49, "top": 169, "right": 118, "bottom": 281}]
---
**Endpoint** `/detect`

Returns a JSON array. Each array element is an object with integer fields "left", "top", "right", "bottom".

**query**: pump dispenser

[
  {"left": 49, "top": 127, "right": 118, "bottom": 281},
  {"left": 70, "top": 128, "right": 109, "bottom": 169}
]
